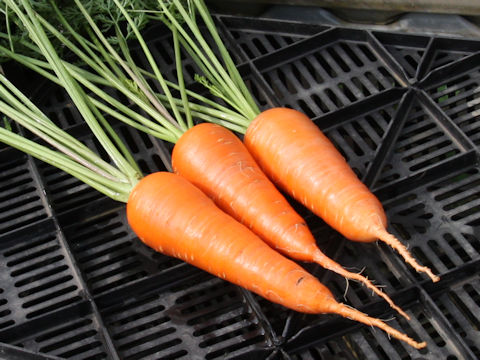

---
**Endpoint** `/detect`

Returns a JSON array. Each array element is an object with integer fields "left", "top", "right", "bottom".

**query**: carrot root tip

[
  {"left": 313, "top": 251, "right": 410, "bottom": 320},
  {"left": 329, "top": 301, "right": 426, "bottom": 349},
  {"left": 375, "top": 229, "right": 440, "bottom": 283}
]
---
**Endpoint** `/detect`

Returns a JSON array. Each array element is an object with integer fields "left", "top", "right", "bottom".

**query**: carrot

[
  {"left": 244, "top": 108, "right": 440, "bottom": 283},
  {"left": 172, "top": 122, "right": 410, "bottom": 319},
  {"left": 127, "top": 172, "right": 426, "bottom": 349},
  {"left": 0, "top": 3, "right": 426, "bottom": 350},
  {"left": 151, "top": 0, "right": 439, "bottom": 283}
]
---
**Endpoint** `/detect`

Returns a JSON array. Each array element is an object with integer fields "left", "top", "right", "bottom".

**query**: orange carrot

[
  {"left": 244, "top": 108, "right": 439, "bottom": 282},
  {"left": 172, "top": 122, "right": 410, "bottom": 319},
  {"left": 127, "top": 171, "right": 426, "bottom": 349}
]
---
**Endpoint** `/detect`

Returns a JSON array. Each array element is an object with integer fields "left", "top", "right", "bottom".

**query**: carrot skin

[
  {"left": 244, "top": 108, "right": 439, "bottom": 282},
  {"left": 126, "top": 172, "right": 329, "bottom": 313},
  {"left": 172, "top": 123, "right": 410, "bottom": 319},
  {"left": 126, "top": 172, "right": 426, "bottom": 349},
  {"left": 172, "top": 123, "right": 318, "bottom": 262}
]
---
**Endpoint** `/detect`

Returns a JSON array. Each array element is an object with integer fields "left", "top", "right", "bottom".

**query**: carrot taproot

[
  {"left": 172, "top": 122, "right": 410, "bottom": 319},
  {"left": 127, "top": 171, "right": 426, "bottom": 349},
  {"left": 244, "top": 107, "right": 439, "bottom": 282}
]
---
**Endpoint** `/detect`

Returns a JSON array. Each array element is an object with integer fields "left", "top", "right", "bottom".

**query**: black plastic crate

[{"left": 1, "top": 14, "right": 480, "bottom": 360}]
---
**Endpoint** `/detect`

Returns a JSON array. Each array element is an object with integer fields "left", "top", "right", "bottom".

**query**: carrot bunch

[
  {"left": 157, "top": 0, "right": 440, "bottom": 283},
  {"left": 0, "top": 0, "right": 428, "bottom": 349}
]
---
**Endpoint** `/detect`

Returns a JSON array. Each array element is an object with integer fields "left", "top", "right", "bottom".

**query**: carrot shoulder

[
  {"left": 126, "top": 172, "right": 426, "bottom": 349},
  {"left": 172, "top": 123, "right": 409, "bottom": 319},
  {"left": 244, "top": 108, "right": 439, "bottom": 282}
]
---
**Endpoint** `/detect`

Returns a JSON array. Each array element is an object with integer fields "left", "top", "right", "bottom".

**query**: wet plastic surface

[{"left": 1, "top": 14, "right": 480, "bottom": 360}]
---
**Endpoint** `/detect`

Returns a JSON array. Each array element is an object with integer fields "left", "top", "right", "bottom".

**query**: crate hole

[
  {"left": 302, "top": 57, "right": 324, "bottom": 84},
  {"left": 448, "top": 292, "right": 477, "bottom": 337},
  {"left": 338, "top": 82, "right": 356, "bottom": 102},
  {"left": 353, "top": 121, "right": 377, "bottom": 151},
  {"left": 428, "top": 240, "right": 455, "bottom": 269},
  {"left": 61, "top": 106, "right": 78, "bottom": 127},
  {"left": 193, "top": 313, "right": 250, "bottom": 337},
  {"left": 444, "top": 233, "right": 471, "bottom": 263},
  {"left": 365, "top": 71, "right": 384, "bottom": 91},
  {"left": 464, "top": 284, "right": 480, "bottom": 309},
  {"left": 338, "top": 127, "right": 364, "bottom": 156},
  {"left": 23, "top": 285, "right": 77, "bottom": 309},
  {"left": 325, "top": 88, "right": 342, "bottom": 108},
  {"left": 314, "top": 52, "right": 337, "bottom": 78},
  {"left": 451, "top": 204, "right": 480, "bottom": 222},
  {"left": 418, "top": 311, "right": 445, "bottom": 347},
  {"left": 91, "top": 270, "right": 147, "bottom": 295},
  {"left": 84, "top": 251, "right": 137, "bottom": 274},
  {"left": 438, "top": 301, "right": 466, "bottom": 337},
  {"left": 240, "top": 43, "right": 254, "bottom": 59},
  {"left": 61, "top": 342, "right": 105, "bottom": 359},
  {"left": 88, "top": 259, "right": 143, "bottom": 284},
  {"left": 7, "top": 245, "right": 61, "bottom": 268},
  {"left": 297, "top": 99, "right": 315, "bottom": 118},
  {"left": 311, "top": 94, "right": 329, "bottom": 113},
  {"left": 265, "top": 34, "right": 281, "bottom": 50},
  {"left": 26, "top": 296, "right": 81, "bottom": 319},
  {"left": 0, "top": 320, "right": 14, "bottom": 329},
  {"left": 200, "top": 323, "right": 257, "bottom": 348},
  {"left": 183, "top": 292, "right": 239, "bottom": 321},
  {"left": 0, "top": 185, "right": 35, "bottom": 203},
  {"left": 404, "top": 54, "right": 418, "bottom": 72},
  {"left": 137, "top": 159, "right": 151, "bottom": 174},
  {"left": 12, "top": 256, "right": 65, "bottom": 279},
  {"left": 358, "top": 44, "right": 376, "bottom": 62},
  {"left": 378, "top": 67, "right": 395, "bottom": 88},
  {"left": 4, "top": 234, "right": 56, "bottom": 258},
  {"left": 118, "top": 327, "right": 176, "bottom": 350},
  {"left": 341, "top": 43, "right": 364, "bottom": 67},
  {"left": 327, "top": 46, "right": 350, "bottom": 73},
  {"left": 79, "top": 239, "right": 131, "bottom": 265},
  {"left": 120, "top": 126, "right": 139, "bottom": 154},
  {"left": 364, "top": 114, "right": 385, "bottom": 138},
  {"left": 18, "top": 275, "right": 73, "bottom": 298},
  {"left": 252, "top": 37, "right": 267, "bottom": 55},
  {"left": 36, "top": 318, "right": 94, "bottom": 344},
  {"left": 125, "top": 339, "right": 184, "bottom": 360},
  {"left": 352, "top": 77, "right": 371, "bottom": 97},
  {"left": 471, "top": 346, "right": 480, "bottom": 359},
  {"left": 113, "top": 315, "right": 171, "bottom": 338}
]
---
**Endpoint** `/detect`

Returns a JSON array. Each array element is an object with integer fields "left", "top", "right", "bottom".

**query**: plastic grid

[{"left": 0, "top": 15, "right": 479, "bottom": 360}]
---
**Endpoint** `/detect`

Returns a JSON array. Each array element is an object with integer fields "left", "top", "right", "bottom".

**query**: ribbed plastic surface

[{"left": 1, "top": 15, "right": 480, "bottom": 360}]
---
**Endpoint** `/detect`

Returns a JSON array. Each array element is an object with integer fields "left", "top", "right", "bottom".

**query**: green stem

[
  {"left": 0, "top": 59, "right": 130, "bottom": 182},
  {"left": 36, "top": 9, "right": 183, "bottom": 139},
  {"left": 11, "top": 0, "right": 138, "bottom": 183},
  {"left": 72, "top": 0, "right": 179, "bottom": 131},
  {"left": 0, "top": 127, "right": 134, "bottom": 203},
  {"left": 137, "top": 66, "right": 246, "bottom": 118},
  {"left": 0, "top": 98, "right": 125, "bottom": 182},
  {"left": 173, "top": 27, "right": 193, "bottom": 129},
  {"left": 195, "top": 0, "right": 259, "bottom": 114},
  {"left": 91, "top": 97, "right": 177, "bottom": 143},
  {"left": 87, "top": 100, "right": 142, "bottom": 178},
  {"left": 156, "top": 92, "right": 250, "bottom": 128},
  {"left": 48, "top": 0, "right": 115, "bottom": 78},
  {"left": 159, "top": 0, "right": 257, "bottom": 120},
  {"left": 111, "top": 0, "right": 186, "bottom": 131}
]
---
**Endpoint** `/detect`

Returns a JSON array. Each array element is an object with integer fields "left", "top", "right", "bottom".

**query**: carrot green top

[
  {"left": 0, "top": 0, "right": 255, "bottom": 203},
  {"left": 0, "top": 0, "right": 252, "bottom": 143}
]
